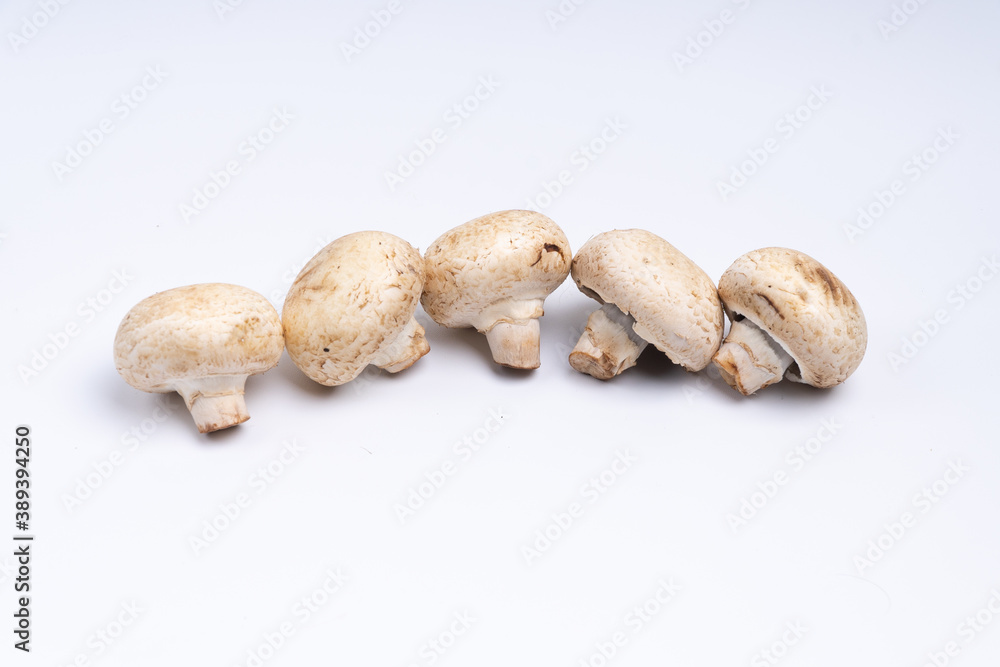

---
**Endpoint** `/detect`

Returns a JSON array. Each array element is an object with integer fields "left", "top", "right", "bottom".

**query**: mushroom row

[{"left": 113, "top": 210, "right": 868, "bottom": 433}]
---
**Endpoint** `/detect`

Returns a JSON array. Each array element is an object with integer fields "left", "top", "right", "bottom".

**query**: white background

[{"left": 3, "top": 0, "right": 1000, "bottom": 665}]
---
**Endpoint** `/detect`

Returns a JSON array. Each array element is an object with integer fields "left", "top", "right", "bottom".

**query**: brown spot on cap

[
  {"left": 755, "top": 292, "right": 785, "bottom": 320},
  {"left": 810, "top": 264, "right": 845, "bottom": 303}
]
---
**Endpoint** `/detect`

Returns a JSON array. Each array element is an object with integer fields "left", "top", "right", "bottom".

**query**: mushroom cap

[
  {"left": 421, "top": 210, "right": 571, "bottom": 330},
  {"left": 718, "top": 247, "right": 867, "bottom": 388},
  {"left": 282, "top": 231, "right": 425, "bottom": 385},
  {"left": 113, "top": 283, "right": 283, "bottom": 392},
  {"left": 571, "top": 229, "right": 724, "bottom": 371}
]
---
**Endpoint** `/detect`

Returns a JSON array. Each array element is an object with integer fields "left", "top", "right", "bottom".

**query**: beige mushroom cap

[
  {"left": 113, "top": 283, "right": 284, "bottom": 432},
  {"left": 282, "top": 231, "right": 428, "bottom": 386},
  {"left": 571, "top": 229, "right": 724, "bottom": 372},
  {"left": 716, "top": 247, "right": 867, "bottom": 389},
  {"left": 421, "top": 210, "right": 571, "bottom": 330}
]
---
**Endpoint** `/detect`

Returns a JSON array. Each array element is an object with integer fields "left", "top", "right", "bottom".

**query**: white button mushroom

[
  {"left": 113, "top": 283, "right": 284, "bottom": 433},
  {"left": 568, "top": 229, "right": 724, "bottom": 379},
  {"left": 712, "top": 247, "right": 868, "bottom": 395},
  {"left": 421, "top": 210, "right": 571, "bottom": 369},
  {"left": 282, "top": 231, "right": 429, "bottom": 385}
]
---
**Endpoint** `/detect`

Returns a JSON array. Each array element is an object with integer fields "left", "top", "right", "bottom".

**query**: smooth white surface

[{"left": 3, "top": 1, "right": 999, "bottom": 665}]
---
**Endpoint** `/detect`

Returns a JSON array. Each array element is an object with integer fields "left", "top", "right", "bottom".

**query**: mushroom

[
  {"left": 421, "top": 210, "right": 571, "bottom": 369},
  {"left": 282, "top": 231, "right": 429, "bottom": 385},
  {"left": 568, "top": 229, "right": 724, "bottom": 379},
  {"left": 113, "top": 283, "right": 284, "bottom": 433},
  {"left": 712, "top": 247, "right": 868, "bottom": 395}
]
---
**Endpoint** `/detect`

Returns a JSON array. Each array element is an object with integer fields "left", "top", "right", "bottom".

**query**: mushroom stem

[
  {"left": 713, "top": 318, "right": 794, "bottom": 395},
  {"left": 376, "top": 317, "right": 431, "bottom": 373},
  {"left": 485, "top": 320, "right": 540, "bottom": 369},
  {"left": 172, "top": 375, "right": 250, "bottom": 433},
  {"left": 569, "top": 303, "right": 649, "bottom": 380}
]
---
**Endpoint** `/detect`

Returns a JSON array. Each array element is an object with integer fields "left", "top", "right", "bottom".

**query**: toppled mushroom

[
  {"left": 113, "top": 283, "right": 284, "bottom": 433},
  {"left": 282, "top": 231, "right": 429, "bottom": 385},
  {"left": 712, "top": 247, "right": 867, "bottom": 395},
  {"left": 421, "top": 210, "right": 571, "bottom": 369},
  {"left": 569, "top": 229, "right": 723, "bottom": 379}
]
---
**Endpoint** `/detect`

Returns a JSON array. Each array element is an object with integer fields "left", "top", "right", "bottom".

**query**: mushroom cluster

[{"left": 113, "top": 212, "right": 867, "bottom": 433}]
